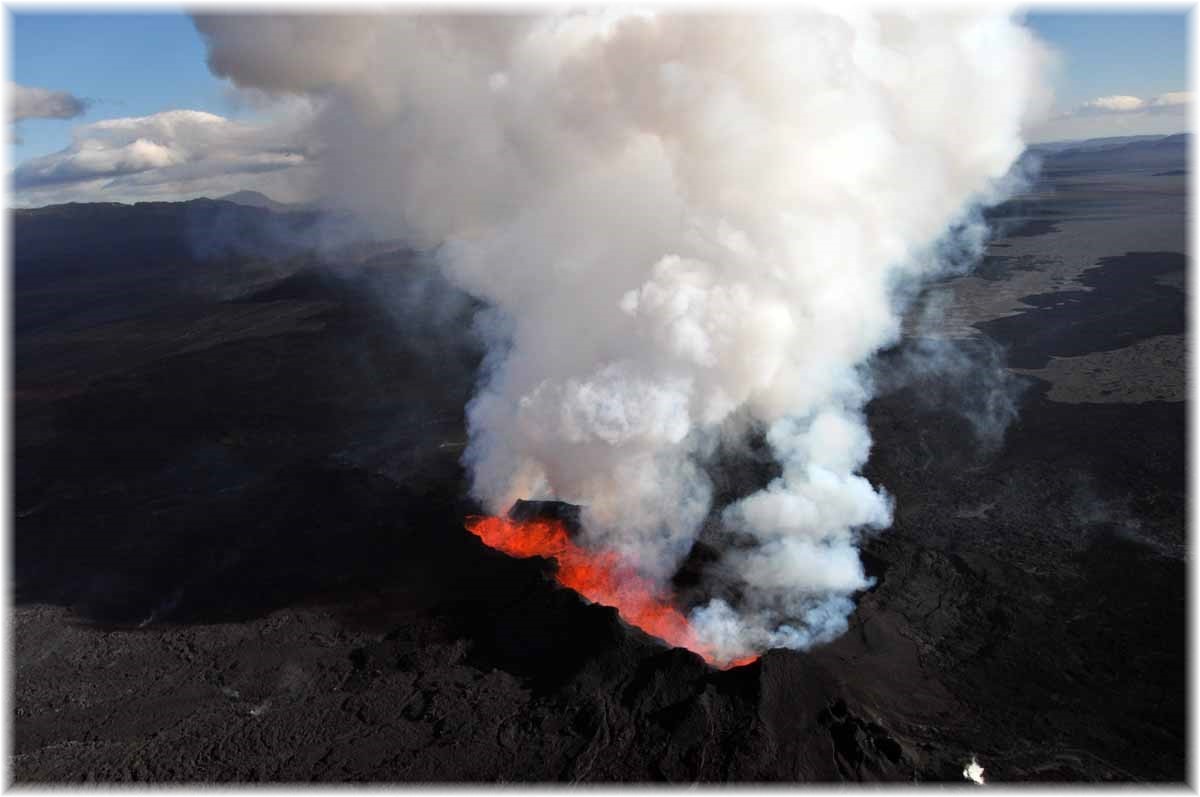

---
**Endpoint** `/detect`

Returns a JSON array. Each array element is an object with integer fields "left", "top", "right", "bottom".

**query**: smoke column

[{"left": 196, "top": 10, "right": 1050, "bottom": 663}]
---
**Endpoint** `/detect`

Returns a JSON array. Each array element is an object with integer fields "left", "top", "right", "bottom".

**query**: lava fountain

[{"left": 465, "top": 513, "right": 757, "bottom": 669}]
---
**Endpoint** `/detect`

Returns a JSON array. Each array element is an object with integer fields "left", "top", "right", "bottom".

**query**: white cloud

[
  {"left": 1081, "top": 94, "right": 1146, "bottom": 112},
  {"left": 11, "top": 82, "right": 88, "bottom": 121},
  {"left": 12, "top": 105, "right": 318, "bottom": 206},
  {"left": 1078, "top": 91, "right": 1190, "bottom": 115},
  {"left": 1029, "top": 90, "right": 1189, "bottom": 142}
]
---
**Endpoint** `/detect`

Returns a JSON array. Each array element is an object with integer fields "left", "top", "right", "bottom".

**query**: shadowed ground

[{"left": 12, "top": 143, "right": 1187, "bottom": 782}]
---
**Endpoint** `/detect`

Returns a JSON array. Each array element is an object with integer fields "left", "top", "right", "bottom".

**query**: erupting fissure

[
  {"left": 196, "top": 10, "right": 1050, "bottom": 660},
  {"left": 465, "top": 514, "right": 758, "bottom": 669}
]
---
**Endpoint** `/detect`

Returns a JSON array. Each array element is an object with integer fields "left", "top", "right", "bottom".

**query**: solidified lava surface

[{"left": 12, "top": 152, "right": 1187, "bottom": 782}]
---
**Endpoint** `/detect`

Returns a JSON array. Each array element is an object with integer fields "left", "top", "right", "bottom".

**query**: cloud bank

[
  {"left": 12, "top": 105, "right": 317, "bottom": 206},
  {"left": 196, "top": 10, "right": 1050, "bottom": 662},
  {"left": 1079, "top": 91, "right": 1189, "bottom": 114},
  {"left": 1030, "top": 89, "right": 1189, "bottom": 142}
]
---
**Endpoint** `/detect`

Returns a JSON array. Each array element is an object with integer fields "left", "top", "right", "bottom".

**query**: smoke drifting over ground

[{"left": 196, "top": 11, "right": 1049, "bottom": 663}]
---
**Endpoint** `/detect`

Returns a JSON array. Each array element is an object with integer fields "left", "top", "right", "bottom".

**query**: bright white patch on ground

[{"left": 963, "top": 756, "right": 986, "bottom": 784}]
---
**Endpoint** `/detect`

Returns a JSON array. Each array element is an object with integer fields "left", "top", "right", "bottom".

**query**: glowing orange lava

[{"left": 465, "top": 514, "right": 759, "bottom": 669}]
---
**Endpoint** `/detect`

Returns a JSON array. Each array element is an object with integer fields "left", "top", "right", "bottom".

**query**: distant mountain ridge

[
  {"left": 217, "top": 190, "right": 297, "bottom": 212},
  {"left": 1029, "top": 134, "right": 1169, "bottom": 154},
  {"left": 1030, "top": 132, "right": 1188, "bottom": 174},
  {"left": 13, "top": 197, "right": 324, "bottom": 283}
]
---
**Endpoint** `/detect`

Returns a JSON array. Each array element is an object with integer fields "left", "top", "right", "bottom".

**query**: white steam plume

[{"left": 196, "top": 10, "right": 1050, "bottom": 663}]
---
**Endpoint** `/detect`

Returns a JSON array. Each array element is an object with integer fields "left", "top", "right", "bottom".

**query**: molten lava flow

[{"left": 465, "top": 514, "right": 759, "bottom": 669}]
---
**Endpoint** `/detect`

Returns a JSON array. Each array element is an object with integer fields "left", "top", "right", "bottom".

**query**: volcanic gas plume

[{"left": 196, "top": 10, "right": 1050, "bottom": 664}]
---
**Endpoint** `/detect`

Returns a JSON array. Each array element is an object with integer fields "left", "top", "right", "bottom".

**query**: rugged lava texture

[{"left": 13, "top": 140, "right": 1187, "bottom": 783}]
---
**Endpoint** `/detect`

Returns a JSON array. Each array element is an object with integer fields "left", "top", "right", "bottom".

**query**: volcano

[
  {"left": 12, "top": 129, "right": 1188, "bottom": 782},
  {"left": 466, "top": 500, "right": 757, "bottom": 669}
]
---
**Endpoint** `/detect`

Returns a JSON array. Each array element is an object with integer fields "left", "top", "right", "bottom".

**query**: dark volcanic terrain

[{"left": 11, "top": 137, "right": 1188, "bottom": 782}]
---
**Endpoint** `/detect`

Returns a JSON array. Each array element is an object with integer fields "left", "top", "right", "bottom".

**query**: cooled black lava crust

[{"left": 12, "top": 180, "right": 1186, "bottom": 781}]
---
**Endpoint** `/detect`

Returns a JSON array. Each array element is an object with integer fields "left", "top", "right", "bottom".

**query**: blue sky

[
  {"left": 1024, "top": 10, "right": 1189, "bottom": 109},
  {"left": 6, "top": 9, "right": 1192, "bottom": 204},
  {"left": 1022, "top": 9, "right": 1191, "bottom": 141},
  {"left": 12, "top": 12, "right": 235, "bottom": 161}
]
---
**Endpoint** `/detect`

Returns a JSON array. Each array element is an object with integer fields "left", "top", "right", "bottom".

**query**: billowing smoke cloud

[{"left": 196, "top": 10, "right": 1050, "bottom": 662}]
